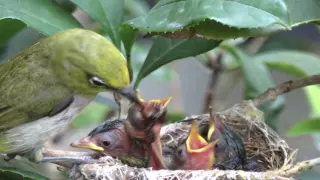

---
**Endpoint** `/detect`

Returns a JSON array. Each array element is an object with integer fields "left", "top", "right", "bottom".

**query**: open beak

[
  {"left": 117, "top": 86, "right": 143, "bottom": 107},
  {"left": 70, "top": 137, "right": 104, "bottom": 152},
  {"left": 186, "top": 121, "right": 209, "bottom": 151},
  {"left": 185, "top": 120, "right": 218, "bottom": 169}
]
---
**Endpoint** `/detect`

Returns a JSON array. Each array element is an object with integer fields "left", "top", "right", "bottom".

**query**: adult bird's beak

[
  {"left": 70, "top": 137, "right": 104, "bottom": 152},
  {"left": 116, "top": 85, "right": 143, "bottom": 107}
]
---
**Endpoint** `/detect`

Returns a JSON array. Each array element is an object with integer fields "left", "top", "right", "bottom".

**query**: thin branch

[
  {"left": 245, "top": 37, "right": 268, "bottom": 55},
  {"left": 202, "top": 50, "right": 223, "bottom": 113},
  {"left": 253, "top": 74, "right": 320, "bottom": 106}
]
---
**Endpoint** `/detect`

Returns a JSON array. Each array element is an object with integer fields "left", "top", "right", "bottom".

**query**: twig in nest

[
  {"left": 202, "top": 50, "right": 223, "bottom": 113},
  {"left": 253, "top": 74, "right": 320, "bottom": 106}
]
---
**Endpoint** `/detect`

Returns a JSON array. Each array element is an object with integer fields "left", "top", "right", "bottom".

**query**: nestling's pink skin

[
  {"left": 70, "top": 120, "right": 147, "bottom": 158},
  {"left": 172, "top": 121, "right": 217, "bottom": 170},
  {"left": 125, "top": 95, "right": 172, "bottom": 170}
]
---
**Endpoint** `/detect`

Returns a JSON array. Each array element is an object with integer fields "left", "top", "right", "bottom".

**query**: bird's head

[
  {"left": 126, "top": 92, "right": 172, "bottom": 131},
  {"left": 172, "top": 120, "right": 217, "bottom": 170},
  {"left": 70, "top": 119, "right": 131, "bottom": 157},
  {"left": 50, "top": 28, "right": 139, "bottom": 104}
]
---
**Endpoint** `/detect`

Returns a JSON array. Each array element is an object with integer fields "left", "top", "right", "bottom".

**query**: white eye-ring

[{"left": 89, "top": 76, "right": 106, "bottom": 87}]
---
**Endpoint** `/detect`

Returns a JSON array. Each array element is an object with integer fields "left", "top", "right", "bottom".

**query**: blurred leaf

[
  {"left": 52, "top": 0, "right": 76, "bottom": 12},
  {"left": 0, "top": 168, "right": 49, "bottom": 180},
  {"left": 255, "top": 51, "right": 320, "bottom": 76},
  {"left": 287, "top": 118, "right": 320, "bottom": 136},
  {"left": 0, "top": 0, "right": 80, "bottom": 35},
  {"left": 254, "top": 50, "right": 320, "bottom": 134},
  {"left": 70, "top": 102, "right": 109, "bottom": 129},
  {"left": 285, "top": 0, "right": 320, "bottom": 26},
  {"left": 221, "top": 44, "right": 285, "bottom": 130},
  {"left": 72, "top": 0, "right": 124, "bottom": 48},
  {"left": 0, "top": 19, "right": 25, "bottom": 46},
  {"left": 125, "top": 0, "right": 290, "bottom": 39},
  {"left": 305, "top": 86, "right": 320, "bottom": 117},
  {"left": 134, "top": 37, "right": 220, "bottom": 88},
  {"left": 124, "top": 0, "right": 149, "bottom": 17},
  {"left": 166, "top": 111, "right": 186, "bottom": 124}
]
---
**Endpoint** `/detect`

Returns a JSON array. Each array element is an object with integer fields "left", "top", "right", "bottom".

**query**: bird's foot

[{"left": 28, "top": 147, "right": 44, "bottom": 163}]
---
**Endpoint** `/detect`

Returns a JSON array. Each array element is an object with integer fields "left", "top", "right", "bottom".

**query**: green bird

[{"left": 0, "top": 28, "right": 140, "bottom": 162}]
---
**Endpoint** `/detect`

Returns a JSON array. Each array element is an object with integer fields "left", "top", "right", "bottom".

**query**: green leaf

[
  {"left": 70, "top": 102, "right": 109, "bottom": 129},
  {"left": 221, "top": 44, "right": 285, "bottom": 130},
  {"left": 0, "top": 168, "right": 49, "bottom": 180},
  {"left": 287, "top": 118, "right": 320, "bottom": 136},
  {"left": 119, "top": 24, "right": 138, "bottom": 81},
  {"left": 127, "top": 0, "right": 289, "bottom": 31},
  {"left": 72, "top": 0, "right": 124, "bottom": 48},
  {"left": 124, "top": 0, "right": 320, "bottom": 40},
  {"left": 131, "top": 42, "right": 174, "bottom": 82},
  {"left": 134, "top": 37, "right": 220, "bottom": 88},
  {"left": 0, "top": 0, "right": 80, "bottom": 35},
  {"left": 0, "top": 19, "right": 25, "bottom": 46}
]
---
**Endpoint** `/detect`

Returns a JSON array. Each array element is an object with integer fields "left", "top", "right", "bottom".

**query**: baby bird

[{"left": 171, "top": 120, "right": 217, "bottom": 170}]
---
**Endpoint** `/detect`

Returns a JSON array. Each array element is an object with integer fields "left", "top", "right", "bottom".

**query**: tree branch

[
  {"left": 253, "top": 74, "right": 320, "bottom": 106},
  {"left": 202, "top": 50, "right": 223, "bottom": 113}
]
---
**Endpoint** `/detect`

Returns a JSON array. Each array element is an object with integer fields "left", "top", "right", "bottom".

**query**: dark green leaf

[
  {"left": 124, "top": 0, "right": 292, "bottom": 39},
  {"left": 0, "top": 168, "right": 49, "bottom": 180},
  {"left": 221, "top": 44, "right": 285, "bottom": 130},
  {"left": 134, "top": 37, "right": 220, "bottom": 88},
  {"left": 0, "top": 19, "right": 25, "bottom": 46},
  {"left": 119, "top": 24, "right": 138, "bottom": 81},
  {"left": 287, "top": 118, "right": 320, "bottom": 136},
  {"left": 127, "top": 0, "right": 289, "bottom": 32},
  {"left": 0, "top": 0, "right": 80, "bottom": 35},
  {"left": 124, "top": 0, "right": 320, "bottom": 39},
  {"left": 72, "top": 0, "right": 124, "bottom": 48}
]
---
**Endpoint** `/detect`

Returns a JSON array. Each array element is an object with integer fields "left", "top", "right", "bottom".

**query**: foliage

[{"left": 1, "top": 0, "right": 320, "bottom": 179}]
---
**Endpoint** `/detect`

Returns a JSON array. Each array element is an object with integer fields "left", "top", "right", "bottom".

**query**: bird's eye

[
  {"left": 89, "top": 76, "right": 106, "bottom": 87},
  {"left": 102, "top": 141, "right": 110, "bottom": 147}
]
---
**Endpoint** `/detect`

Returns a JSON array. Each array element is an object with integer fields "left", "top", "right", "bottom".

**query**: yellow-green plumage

[{"left": 0, "top": 28, "right": 130, "bottom": 160}]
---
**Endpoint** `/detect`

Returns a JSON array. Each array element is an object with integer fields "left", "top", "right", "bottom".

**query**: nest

[{"left": 69, "top": 100, "right": 298, "bottom": 180}]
